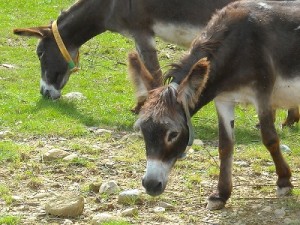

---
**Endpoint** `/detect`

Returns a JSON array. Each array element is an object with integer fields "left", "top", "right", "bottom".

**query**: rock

[
  {"left": 188, "top": 148, "right": 195, "bottom": 154},
  {"left": 12, "top": 195, "right": 23, "bottom": 202},
  {"left": 121, "top": 207, "right": 138, "bottom": 217},
  {"left": 91, "top": 213, "right": 121, "bottom": 225},
  {"left": 0, "top": 130, "right": 13, "bottom": 138},
  {"left": 234, "top": 160, "right": 249, "bottom": 167},
  {"left": 274, "top": 208, "right": 286, "bottom": 218},
  {"left": 34, "top": 193, "right": 51, "bottom": 199},
  {"left": 153, "top": 206, "right": 165, "bottom": 213},
  {"left": 99, "top": 180, "right": 119, "bottom": 195},
  {"left": 63, "top": 153, "right": 79, "bottom": 161},
  {"left": 45, "top": 195, "right": 84, "bottom": 217},
  {"left": 284, "top": 218, "right": 293, "bottom": 224},
  {"left": 94, "top": 129, "right": 113, "bottom": 135},
  {"left": 280, "top": 144, "right": 291, "bottom": 154},
  {"left": 43, "top": 149, "right": 69, "bottom": 161},
  {"left": 118, "top": 189, "right": 143, "bottom": 205},
  {"left": 0, "top": 63, "right": 15, "bottom": 69},
  {"left": 262, "top": 206, "right": 272, "bottom": 212},
  {"left": 89, "top": 182, "right": 101, "bottom": 193},
  {"left": 88, "top": 127, "right": 113, "bottom": 134},
  {"left": 120, "top": 133, "right": 142, "bottom": 142},
  {"left": 63, "top": 92, "right": 86, "bottom": 101},
  {"left": 158, "top": 202, "right": 174, "bottom": 210},
  {"left": 63, "top": 219, "right": 73, "bottom": 225},
  {"left": 193, "top": 139, "right": 204, "bottom": 146}
]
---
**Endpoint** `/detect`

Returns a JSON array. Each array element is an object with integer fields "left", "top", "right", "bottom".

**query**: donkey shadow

[{"left": 32, "top": 98, "right": 100, "bottom": 127}]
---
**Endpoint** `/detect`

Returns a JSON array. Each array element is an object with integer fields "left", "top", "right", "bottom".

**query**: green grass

[
  {"left": 0, "top": 184, "right": 13, "bottom": 205},
  {"left": 0, "top": 215, "right": 20, "bottom": 225},
  {"left": 0, "top": 1, "right": 300, "bottom": 224}
]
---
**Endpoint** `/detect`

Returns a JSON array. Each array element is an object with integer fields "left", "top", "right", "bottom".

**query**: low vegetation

[{"left": 0, "top": 0, "right": 299, "bottom": 224}]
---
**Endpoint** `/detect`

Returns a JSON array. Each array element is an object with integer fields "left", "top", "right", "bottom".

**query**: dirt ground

[{"left": 0, "top": 129, "right": 299, "bottom": 225}]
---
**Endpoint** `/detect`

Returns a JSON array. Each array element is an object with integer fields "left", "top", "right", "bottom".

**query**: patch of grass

[
  {"left": 292, "top": 188, "right": 300, "bottom": 196},
  {"left": 0, "top": 184, "right": 13, "bottom": 205},
  {"left": 102, "top": 221, "right": 132, "bottom": 225},
  {"left": 0, "top": 215, "right": 20, "bottom": 225},
  {"left": 0, "top": 141, "right": 20, "bottom": 163},
  {"left": 68, "top": 158, "right": 90, "bottom": 167}
]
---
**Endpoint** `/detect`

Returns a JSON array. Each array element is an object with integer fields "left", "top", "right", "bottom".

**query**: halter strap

[
  {"left": 169, "top": 83, "right": 195, "bottom": 149},
  {"left": 52, "top": 20, "right": 79, "bottom": 73}
]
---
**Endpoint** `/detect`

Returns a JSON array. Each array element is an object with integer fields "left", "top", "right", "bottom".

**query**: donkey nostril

[{"left": 156, "top": 181, "right": 162, "bottom": 190}]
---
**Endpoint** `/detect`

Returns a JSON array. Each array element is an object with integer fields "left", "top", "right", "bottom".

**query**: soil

[{"left": 0, "top": 129, "right": 299, "bottom": 225}]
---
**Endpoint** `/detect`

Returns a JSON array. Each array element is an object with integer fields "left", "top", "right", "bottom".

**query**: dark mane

[{"left": 141, "top": 86, "right": 185, "bottom": 124}]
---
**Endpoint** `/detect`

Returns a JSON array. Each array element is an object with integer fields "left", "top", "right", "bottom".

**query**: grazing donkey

[
  {"left": 129, "top": 1, "right": 300, "bottom": 210},
  {"left": 13, "top": 0, "right": 236, "bottom": 100}
]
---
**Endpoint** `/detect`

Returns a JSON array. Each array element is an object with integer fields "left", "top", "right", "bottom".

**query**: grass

[
  {"left": 1, "top": 0, "right": 300, "bottom": 224},
  {"left": 0, "top": 215, "right": 20, "bottom": 225}
]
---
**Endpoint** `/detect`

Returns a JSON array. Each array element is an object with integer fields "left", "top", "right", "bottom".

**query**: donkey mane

[{"left": 141, "top": 86, "right": 184, "bottom": 123}]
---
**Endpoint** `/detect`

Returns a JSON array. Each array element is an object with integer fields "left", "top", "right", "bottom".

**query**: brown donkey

[{"left": 129, "top": 1, "right": 300, "bottom": 210}]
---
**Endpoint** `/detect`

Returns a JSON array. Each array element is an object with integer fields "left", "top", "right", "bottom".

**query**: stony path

[{"left": 1, "top": 128, "right": 299, "bottom": 224}]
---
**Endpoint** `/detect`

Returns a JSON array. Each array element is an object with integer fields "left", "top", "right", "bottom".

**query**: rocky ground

[{"left": 0, "top": 127, "right": 300, "bottom": 225}]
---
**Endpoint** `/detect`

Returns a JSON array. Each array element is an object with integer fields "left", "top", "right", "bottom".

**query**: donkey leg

[
  {"left": 207, "top": 100, "right": 235, "bottom": 210},
  {"left": 134, "top": 33, "right": 163, "bottom": 88},
  {"left": 257, "top": 106, "right": 293, "bottom": 196},
  {"left": 282, "top": 107, "right": 300, "bottom": 127}
]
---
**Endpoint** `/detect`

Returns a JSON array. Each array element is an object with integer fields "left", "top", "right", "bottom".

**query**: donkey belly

[
  {"left": 272, "top": 77, "right": 300, "bottom": 109},
  {"left": 152, "top": 21, "right": 203, "bottom": 47}
]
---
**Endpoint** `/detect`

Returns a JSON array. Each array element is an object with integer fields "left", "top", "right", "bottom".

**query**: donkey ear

[
  {"left": 13, "top": 26, "right": 51, "bottom": 39},
  {"left": 177, "top": 57, "right": 210, "bottom": 109},
  {"left": 128, "top": 51, "right": 154, "bottom": 110}
]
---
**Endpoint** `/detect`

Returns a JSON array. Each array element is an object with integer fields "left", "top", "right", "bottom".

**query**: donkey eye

[
  {"left": 167, "top": 131, "right": 179, "bottom": 143},
  {"left": 37, "top": 52, "right": 44, "bottom": 60}
]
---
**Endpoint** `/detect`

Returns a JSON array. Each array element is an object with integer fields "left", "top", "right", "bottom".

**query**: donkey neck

[{"left": 56, "top": 0, "right": 114, "bottom": 48}]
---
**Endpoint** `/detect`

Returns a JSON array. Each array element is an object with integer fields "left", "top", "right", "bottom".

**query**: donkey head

[
  {"left": 128, "top": 52, "right": 210, "bottom": 196},
  {"left": 13, "top": 24, "right": 78, "bottom": 99}
]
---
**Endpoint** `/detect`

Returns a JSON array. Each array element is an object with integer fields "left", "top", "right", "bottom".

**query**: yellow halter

[{"left": 52, "top": 20, "right": 79, "bottom": 73}]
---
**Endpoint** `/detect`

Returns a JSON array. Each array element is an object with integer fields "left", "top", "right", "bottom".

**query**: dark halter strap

[{"left": 169, "top": 82, "right": 195, "bottom": 149}]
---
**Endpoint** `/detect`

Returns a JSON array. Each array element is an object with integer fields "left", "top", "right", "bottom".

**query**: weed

[
  {"left": 0, "top": 215, "right": 20, "bottom": 225},
  {"left": 0, "top": 184, "right": 13, "bottom": 205}
]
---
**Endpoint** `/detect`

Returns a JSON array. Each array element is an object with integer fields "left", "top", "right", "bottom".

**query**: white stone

[
  {"left": 262, "top": 206, "right": 272, "bottom": 212},
  {"left": 63, "top": 153, "right": 78, "bottom": 161},
  {"left": 91, "top": 213, "right": 119, "bottom": 225},
  {"left": 118, "top": 189, "right": 142, "bottom": 205},
  {"left": 280, "top": 144, "right": 291, "bottom": 153},
  {"left": 45, "top": 195, "right": 84, "bottom": 217},
  {"left": 99, "top": 181, "right": 119, "bottom": 195},
  {"left": 121, "top": 207, "right": 138, "bottom": 217},
  {"left": 63, "top": 92, "right": 86, "bottom": 100},
  {"left": 274, "top": 208, "right": 286, "bottom": 218},
  {"left": 63, "top": 219, "right": 73, "bottom": 225},
  {"left": 158, "top": 202, "right": 174, "bottom": 210},
  {"left": 193, "top": 139, "right": 204, "bottom": 146},
  {"left": 153, "top": 206, "right": 166, "bottom": 213},
  {"left": 43, "top": 149, "right": 69, "bottom": 161}
]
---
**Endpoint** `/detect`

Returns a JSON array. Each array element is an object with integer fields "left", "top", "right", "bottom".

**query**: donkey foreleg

[
  {"left": 257, "top": 105, "right": 293, "bottom": 196},
  {"left": 207, "top": 100, "right": 235, "bottom": 210},
  {"left": 134, "top": 33, "right": 163, "bottom": 89}
]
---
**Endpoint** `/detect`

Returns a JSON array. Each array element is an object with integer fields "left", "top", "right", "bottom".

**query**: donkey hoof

[
  {"left": 206, "top": 199, "right": 225, "bottom": 210},
  {"left": 277, "top": 186, "right": 292, "bottom": 197}
]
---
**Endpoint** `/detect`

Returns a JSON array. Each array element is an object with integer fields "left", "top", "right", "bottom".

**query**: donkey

[
  {"left": 12, "top": 0, "right": 298, "bottom": 125},
  {"left": 129, "top": 0, "right": 300, "bottom": 210},
  {"left": 13, "top": 0, "right": 235, "bottom": 100}
]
